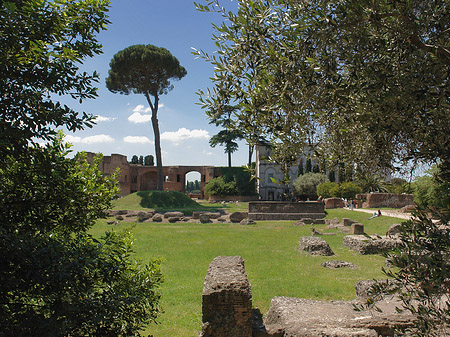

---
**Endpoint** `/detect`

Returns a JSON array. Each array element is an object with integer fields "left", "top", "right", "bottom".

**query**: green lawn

[
  {"left": 91, "top": 208, "right": 403, "bottom": 337},
  {"left": 112, "top": 190, "right": 248, "bottom": 214}
]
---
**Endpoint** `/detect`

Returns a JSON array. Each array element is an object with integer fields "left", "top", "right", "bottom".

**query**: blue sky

[{"left": 62, "top": 0, "right": 247, "bottom": 168}]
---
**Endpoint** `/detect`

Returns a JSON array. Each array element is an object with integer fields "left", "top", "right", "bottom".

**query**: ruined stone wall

[
  {"left": 248, "top": 201, "right": 325, "bottom": 220},
  {"left": 199, "top": 256, "right": 253, "bottom": 337},
  {"left": 324, "top": 197, "right": 344, "bottom": 209},
  {"left": 358, "top": 193, "right": 415, "bottom": 208}
]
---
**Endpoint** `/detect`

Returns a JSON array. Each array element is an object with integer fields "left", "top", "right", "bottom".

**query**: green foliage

[
  {"left": 1, "top": 140, "right": 118, "bottom": 235},
  {"left": 328, "top": 170, "right": 336, "bottom": 182},
  {"left": 208, "top": 105, "right": 244, "bottom": 167},
  {"left": 0, "top": 139, "right": 163, "bottom": 336},
  {"left": 204, "top": 176, "right": 237, "bottom": 197},
  {"left": 106, "top": 44, "right": 187, "bottom": 96},
  {"left": 412, "top": 166, "right": 450, "bottom": 210},
  {"left": 1, "top": 1, "right": 164, "bottom": 334},
  {"left": 106, "top": 44, "right": 187, "bottom": 190},
  {"left": 144, "top": 154, "right": 154, "bottom": 166},
  {"left": 305, "top": 158, "right": 312, "bottom": 173},
  {"left": 292, "top": 172, "right": 327, "bottom": 198},
  {"left": 317, "top": 181, "right": 362, "bottom": 199},
  {"left": 298, "top": 160, "right": 304, "bottom": 176},
  {"left": 0, "top": 0, "right": 110, "bottom": 154},
  {"left": 364, "top": 209, "right": 450, "bottom": 336},
  {"left": 386, "top": 177, "right": 412, "bottom": 194},
  {"left": 317, "top": 181, "right": 339, "bottom": 199},
  {"left": 186, "top": 180, "right": 200, "bottom": 193},
  {"left": 194, "top": 0, "right": 450, "bottom": 179},
  {"left": 338, "top": 182, "right": 363, "bottom": 200},
  {"left": 220, "top": 166, "right": 257, "bottom": 196},
  {"left": 204, "top": 167, "right": 257, "bottom": 197},
  {"left": 131, "top": 155, "right": 139, "bottom": 164},
  {"left": 313, "top": 163, "right": 320, "bottom": 173},
  {"left": 356, "top": 174, "right": 389, "bottom": 193}
]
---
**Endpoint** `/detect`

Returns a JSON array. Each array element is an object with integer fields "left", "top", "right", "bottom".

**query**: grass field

[
  {"left": 91, "top": 207, "right": 403, "bottom": 337},
  {"left": 112, "top": 191, "right": 248, "bottom": 214}
]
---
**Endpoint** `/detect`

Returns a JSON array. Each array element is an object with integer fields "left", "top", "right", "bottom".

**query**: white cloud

[
  {"left": 161, "top": 128, "right": 210, "bottom": 143},
  {"left": 128, "top": 112, "right": 152, "bottom": 123},
  {"left": 123, "top": 136, "right": 153, "bottom": 144},
  {"left": 128, "top": 104, "right": 166, "bottom": 123},
  {"left": 94, "top": 115, "right": 116, "bottom": 122},
  {"left": 133, "top": 104, "right": 152, "bottom": 113},
  {"left": 65, "top": 134, "right": 114, "bottom": 144}
]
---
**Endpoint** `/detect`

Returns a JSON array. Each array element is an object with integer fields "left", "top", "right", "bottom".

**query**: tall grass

[{"left": 91, "top": 208, "right": 402, "bottom": 336}]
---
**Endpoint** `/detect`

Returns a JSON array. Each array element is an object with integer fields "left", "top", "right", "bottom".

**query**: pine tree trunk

[{"left": 146, "top": 92, "right": 164, "bottom": 191}]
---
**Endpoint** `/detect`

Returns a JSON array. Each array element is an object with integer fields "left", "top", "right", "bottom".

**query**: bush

[
  {"left": 317, "top": 181, "right": 339, "bottom": 198},
  {"left": 411, "top": 166, "right": 448, "bottom": 209},
  {"left": 292, "top": 173, "right": 327, "bottom": 198},
  {"left": 204, "top": 167, "right": 257, "bottom": 197},
  {"left": 204, "top": 176, "right": 237, "bottom": 197},
  {"left": 317, "top": 181, "right": 362, "bottom": 199},
  {"left": 339, "top": 182, "right": 363, "bottom": 199}
]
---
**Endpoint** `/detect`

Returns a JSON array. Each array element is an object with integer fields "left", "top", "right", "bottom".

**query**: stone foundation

[
  {"left": 199, "top": 256, "right": 253, "bottom": 337},
  {"left": 248, "top": 201, "right": 325, "bottom": 221},
  {"left": 357, "top": 193, "right": 414, "bottom": 208}
]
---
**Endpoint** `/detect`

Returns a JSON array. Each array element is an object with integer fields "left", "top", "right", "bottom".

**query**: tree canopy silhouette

[{"left": 106, "top": 44, "right": 187, "bottom": 190}]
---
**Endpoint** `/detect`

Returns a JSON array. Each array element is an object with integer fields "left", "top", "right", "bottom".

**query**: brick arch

[{"left": 88, "top": 153, "right": 224, "bottom": 197}]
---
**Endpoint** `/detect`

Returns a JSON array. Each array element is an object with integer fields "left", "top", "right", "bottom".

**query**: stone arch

[{"left": 185, "top": 170, "right": 202, "bottom": 198}]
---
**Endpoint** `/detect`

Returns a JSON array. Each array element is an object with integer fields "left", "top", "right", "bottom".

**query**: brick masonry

[{"left": 199, "top": 256, "right": 253, "bottom": 337}]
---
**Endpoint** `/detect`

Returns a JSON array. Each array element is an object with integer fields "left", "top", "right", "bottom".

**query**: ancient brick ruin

[
  {"left": 357, "top": 193, "right": 414, "bottom": 208},
  {"left": 199, "top": 255, "right": 417, "bottom": 337},
  {"left": 86, "top": 152, "right": 221, "bottom": 197},
  {"left": 199, "top": 256, "right": 253, "bottom": 337}
]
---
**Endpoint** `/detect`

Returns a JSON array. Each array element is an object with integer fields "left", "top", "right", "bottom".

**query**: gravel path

[{"left": 350, "top": 208, "right": 412, "bottom": 220}]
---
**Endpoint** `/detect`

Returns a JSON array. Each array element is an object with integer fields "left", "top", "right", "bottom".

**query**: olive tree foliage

[
  {"left": 194, "top": 0, "right": 450, "bottom": 177},
  {"left": 292, "top": 172, "right": 327, "bottom": 198},
  {"left": 195, "top": 1, "right": 450, "bottom": 334},
  {"left": 106, "top": 44, "right": 187, "bottom": 190},
  {"left": 0, "top": 1, "right": 163, "bottom": 335}
]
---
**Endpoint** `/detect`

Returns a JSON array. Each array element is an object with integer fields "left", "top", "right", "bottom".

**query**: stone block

[
  {"left": 343, "top": 235, "right": 399, "bottom": 255},
  {"left": 264, "top": 296, "right": 413, "bottom": 336},
  {"left": 351, "top": 223, "right": 364, "bottom": 234},
  {"left": 199, "top": 256, "right": 252, "bottom": 337},
  {"left": 248, "top": 201, "right": 325, "bottom": 221},
  {"left": 230, "top": 211, "right": 248, "bottom": 223},
  {"left": 199, "top": 214, "right": 210, "bottom": 223},
  {"left": 324, "top": 197, "right": 344, "bottom": 209},
  {"left": 137, "top": 211, "right": 152, "bottom": 222},
  {"left": 387, "top": 223, "right": 402, "bottom": 236},
  {"left": 152, "top": 214, "right": 163, "bottom": 222},
  {"left": 298, "top": 236, "right": 334, "bottom": 256},
  {"left": 342, "top": 218, "right": 357, "bottom": 226},
  {"left": 164, "top": 211, "right": 184, "bottom": 218}
]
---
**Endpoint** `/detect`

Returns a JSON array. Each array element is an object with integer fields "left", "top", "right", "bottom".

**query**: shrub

[
  {"left": 204, "top": 167, "right": 257, "bottom": 197},
  {"left": 339, "top": 182, "right": 363, "bottom": 199},
  {"left": 317, "top": 181, "right": 339, "bottom": 198},
  {"left": 292, "top": 173, "right": 327, "bottom": 198},
  {"left": 204, "top": 176, "right": 237, "bottom": 197}
]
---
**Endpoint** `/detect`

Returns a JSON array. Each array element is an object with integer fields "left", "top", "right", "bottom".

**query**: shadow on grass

[{"left": 137, "top": 190, "right": 221, "bottom": 214}]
